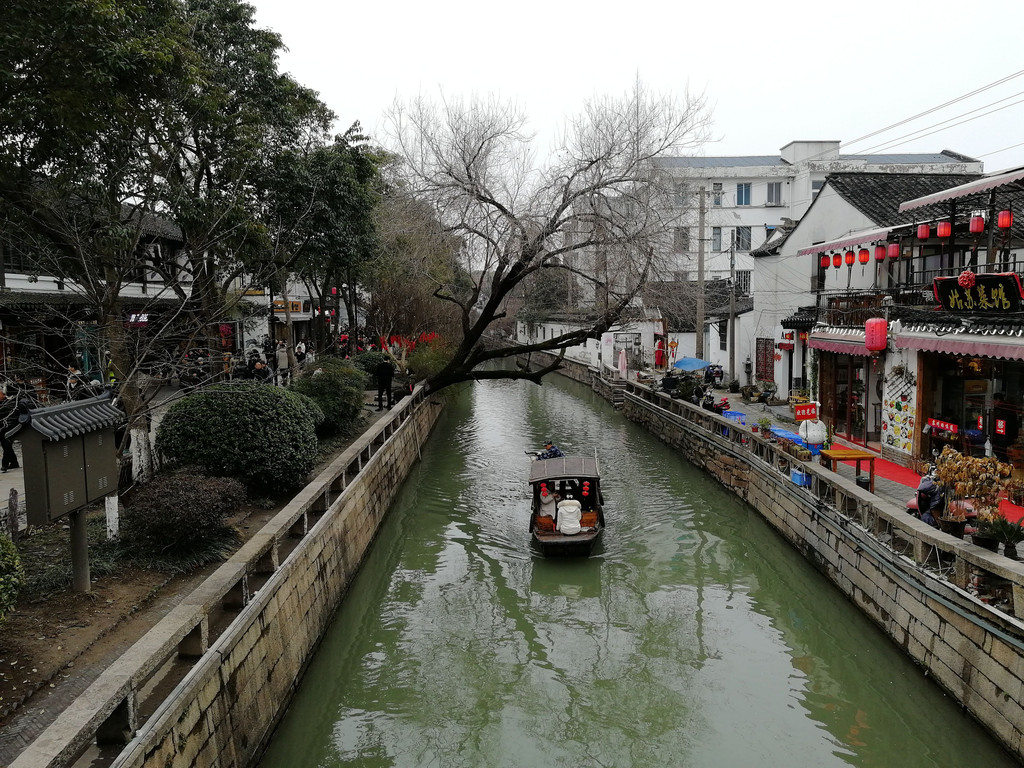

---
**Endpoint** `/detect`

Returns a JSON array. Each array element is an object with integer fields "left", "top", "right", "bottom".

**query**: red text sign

[
  {"left": 928, "top": 418, "right": 958, "bottom": 434},
  {"left": 794, "top": 402, "right": 818, "bottom": 421}
]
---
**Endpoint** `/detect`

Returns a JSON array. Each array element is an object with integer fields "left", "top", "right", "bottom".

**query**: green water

[{"left": 259, "top": 376, "right": 1019, "bottom": 768}]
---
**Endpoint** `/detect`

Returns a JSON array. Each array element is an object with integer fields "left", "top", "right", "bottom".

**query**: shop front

[
  {"left": 809, "top": 328, "right": 885, "bottom": 450},
  {"left": 896, "top": 321, "right": 1024, "bottom": 478}
]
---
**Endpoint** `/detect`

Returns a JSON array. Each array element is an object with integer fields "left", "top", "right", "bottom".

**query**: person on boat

[{"left": 538, "top": 441, "right": 564, "bottom": 459}]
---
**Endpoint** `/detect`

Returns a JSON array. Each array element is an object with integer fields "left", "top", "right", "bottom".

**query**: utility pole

[
  {"left": 695, "top": 186, "right": 706, "bottom": 360},
  {"left": 728, "top": 230, "right": 736, "bottom": 382}
]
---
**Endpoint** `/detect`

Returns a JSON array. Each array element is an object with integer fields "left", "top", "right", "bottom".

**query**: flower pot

[
  {"left": 972, "top": 534, "right": 999, "bottom": 552},
  {"left": 1004, "top": 543, "right": 1019, "bottom": 560},
  {"left": 938, "top": 518, "right": 967, "bottom": 539}
]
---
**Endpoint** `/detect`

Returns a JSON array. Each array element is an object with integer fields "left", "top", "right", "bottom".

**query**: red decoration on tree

[{"left": 957, "top": 269, "right": 976, "bottom": 289}]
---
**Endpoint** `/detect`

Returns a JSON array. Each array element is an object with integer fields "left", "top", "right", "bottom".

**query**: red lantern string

[
  {"left": 937, "top": 221, "right": 952, "bottom": 238},
  {"left": 844, "top": 250, "right": 855, "bottom": 266},
  {"left": 858, "top": 248, "right": 869, "bottom": 264},
  {"left": 917, "top": 224, "right": 930, "bottom": 239},
  {"left": 887, "top": 243, "right": 900, "bottom": 259},
  {"left": 874, "top": 245, "right": 886, "bottom": 262}
]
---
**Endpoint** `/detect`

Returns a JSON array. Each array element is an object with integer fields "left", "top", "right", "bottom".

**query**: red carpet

[{"left": 834, "top": 454, "right": 922, "bottom": 488}]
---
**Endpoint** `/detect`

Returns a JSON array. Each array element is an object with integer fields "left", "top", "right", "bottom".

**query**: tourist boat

[{"left": 528, "top": 454, "right": 605, "bottom": 556}]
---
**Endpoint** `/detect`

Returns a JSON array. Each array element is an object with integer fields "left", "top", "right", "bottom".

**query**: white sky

[{"left": 249, "top": 0, "right": 1024, "bottom": 173}]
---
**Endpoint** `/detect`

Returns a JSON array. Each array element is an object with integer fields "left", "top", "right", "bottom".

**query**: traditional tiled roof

[
  {"left": 782, "top": 307, "right": 818, "bottom": 329},
  {"left": 20, "top": 392, "right": 124, "bottom": 441},
  {"left": 827, "top": 173, "right": 982, "bottom": 227}
]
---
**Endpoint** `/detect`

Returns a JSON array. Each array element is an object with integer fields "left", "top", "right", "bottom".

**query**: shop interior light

[
  {"left": 887, "top": 242, "right": 900, "bottom": 259},
  {"left": 845, "top": 250, "right": 855, "bottom": 266},
  {"left": 998, "top": 210, "right": 1014, "bottom": 229},
  {"left": 917, "top": 224, "right": 931, "bottom": 239},
  {"left": 874, "top": 244, "right": 886, "bottom": 262},
  {"left": 969, "top": 215, "right": 985, "bottom": 234},
  {"left": 937, "top": 221, "right": 952, "bottom": 238}
]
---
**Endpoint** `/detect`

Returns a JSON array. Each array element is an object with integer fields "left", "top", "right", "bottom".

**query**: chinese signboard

[
  {"left": 273, "top": 300, "right": 303, "bottom": 314},
  {"left": 933, "top": 273, "right": 1024, "bottom": 312},
  {"left": 794, "top": 402, "right": 818, "bottom": 421},
  {"left": 928, "top": 417, "right": 959, "bottom": 434}
]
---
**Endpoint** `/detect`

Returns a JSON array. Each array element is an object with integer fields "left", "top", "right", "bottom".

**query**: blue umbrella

[{"left": 673, "top": 357, "right": 713, "bottom": 372}]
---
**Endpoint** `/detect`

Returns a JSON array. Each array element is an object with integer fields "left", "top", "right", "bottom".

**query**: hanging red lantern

[
  {"left": 819, "top": 254, "right": 830, "bottom": 269},
  {"left": 936, "top": 221, "right": 952, "bottom": 238},
  {"left": 844, "top": 250, "right": 855, "bottom": 266},
  {"left": 874, "top": 245, "right": 886, "bottom": 262},
  {"left": 917, "top": 224, "right": 930, "bottom": 239},
  {"left": 887, "top": 242, "right": 900, "bottom": 259},
  {"left": 998, "top": 210, "right": 1014, "bottom": 229},
  {"left": 858, "top": 248, "right": 869, "bottom": 264},
  {"left": 832, "top": 253, "right": 842, "bottom": 268},
  {"left": 865, "top": 317, "right": 887, "bottom": 352},
  {"left": 969, "top": 215, "right": 985, "bottom": 234}
]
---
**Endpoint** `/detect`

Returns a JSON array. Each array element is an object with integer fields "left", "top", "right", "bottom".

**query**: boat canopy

[{"left": 529, "top": 456, "right": 600, "bottom": 483}]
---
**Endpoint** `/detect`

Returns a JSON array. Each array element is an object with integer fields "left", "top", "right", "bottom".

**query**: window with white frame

[
  {"left": 719, "top": 320, "right": 728, "bottom": 351},
  {"left": 736, "top": 270, "right": 751, "bottom": 296},
  {"left": 735, "top": 226, "right": 751, "bottom": 250},
  {"left": 712, "top": 227, "right": 722, "bottom": 251},
  {"left": 811, "top": 180, "right": 825, "bottom": 198},
  {"left": 766, "top": 181, "right": 782, "bottom": 206},
  {"left": 736, "top": 183, "right": 751, "bottom": 206}
]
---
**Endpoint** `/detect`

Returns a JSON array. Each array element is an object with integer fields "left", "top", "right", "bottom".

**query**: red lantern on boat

[
  {"left": 936, "top": 221, "right": 952, "bottom": 238},
  {"left": 969, "top": 215, "right": 985, "bottom": 234},
  {"left": 887, "top": 242, "right": 900, "bottom": 259},
  {"left": 998, "top": 210, "right": 1014, "bottom": 229},
  {"left": 874, "top": 245, "right": 886, "bottom": 262},
  {"left": 917, "top": 224, "right": 930, "bottom": 239},
  {"left": 819, "top": 254, "right": 830, "bottom": 269},
  {"left": 582, "top": 481, "right": 590, "bottom": 498},
  {"left": 832, "top": 253, "right": 842, "bottom": 268},
  {"left": 865, "top": 317, "right": 887, "bottom": 353},
  {"left": 844, "top": 250, "right": 855, "bottom": 266},
  {"left": 540, "top": 482, "right": 548, "bottom": 497}
]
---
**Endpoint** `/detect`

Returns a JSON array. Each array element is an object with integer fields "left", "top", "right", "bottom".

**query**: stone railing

[
  {"left": 11, "top": 385, "right": 442, "bottom": 768},
  {"left": 624, "top": 380, "right": 1024, "bottom": 760}
]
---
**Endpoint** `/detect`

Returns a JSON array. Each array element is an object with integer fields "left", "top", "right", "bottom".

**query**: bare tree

[{"left": 385, "top": 81, "right": 711, "bottom": 393}]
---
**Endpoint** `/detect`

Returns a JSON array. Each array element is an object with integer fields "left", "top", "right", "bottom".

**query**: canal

[{"left": 260, "top": 375, "right": 1018, "bottom": 767}]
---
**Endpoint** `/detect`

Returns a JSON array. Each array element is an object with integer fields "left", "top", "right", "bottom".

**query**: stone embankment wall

[
  {"left": 12, "top": 387, "right": 442, "bottom": 768},
  {"left": 523, "top": 350, "right": 1024, "bottom": 761}
]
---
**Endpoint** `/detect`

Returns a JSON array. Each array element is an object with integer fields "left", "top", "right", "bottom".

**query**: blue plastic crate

[
  {"left": 790, "top": 469, "right": 811, "bottom": 487},
  {"left": 722, "top": 410, "right": 745, "bottom": 425}
]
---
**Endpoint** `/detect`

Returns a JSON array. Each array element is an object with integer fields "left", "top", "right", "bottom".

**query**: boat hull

[{"left": 531, "top": 528, "right": 602, "bottom": 557}]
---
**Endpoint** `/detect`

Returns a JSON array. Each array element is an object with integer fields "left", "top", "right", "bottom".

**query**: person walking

[
  {"left": 375, "top": 358, "right": 395, "bottom": 411},
  {"left": 295, "top": 339, "right": 307, "bottom": 369},
  {"left": 0, "top": 388, "right": 20, "bottom": 472},
  {"left": 275, "top": 341, "right": 291, "bottom": 386}
]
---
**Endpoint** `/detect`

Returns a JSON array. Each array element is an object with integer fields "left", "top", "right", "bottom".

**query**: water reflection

[{"left": 259, "top": 376, "right": 1018, "bottom": 768}]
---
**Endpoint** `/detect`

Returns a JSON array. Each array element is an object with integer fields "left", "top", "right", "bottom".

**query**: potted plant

[
  {"left": 983, "top": 516, "right": 1024, "bottom": 559},
  {"left": 972, "top": 510, "right": 1001, "bottom": 551},
  {"left": 728, "top": 379, "right": 740, "bottom": 394},
  {"left": 756, "top": 417, "right": 773, "bottom": 436},
  {"left": 938, "top": 508, "right": 968, "bottom": 539}
]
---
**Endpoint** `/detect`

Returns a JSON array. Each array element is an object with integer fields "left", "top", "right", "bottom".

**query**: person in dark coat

[
  {"left": 375, "top": 359, "right": 395, "bottom": 411},
  {"left": 0, "top": 389, "right": 20, "bottom": 472}
]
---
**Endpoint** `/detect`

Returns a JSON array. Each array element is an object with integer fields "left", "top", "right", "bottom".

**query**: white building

[{"left": 651, "top": 141, "right": 983, "bottom": 382}]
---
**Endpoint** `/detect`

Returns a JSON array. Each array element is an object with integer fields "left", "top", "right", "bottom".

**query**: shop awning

[
  {"left": 796, "top": 225, "right": 898, "bottom": 257},
  {"left": 898, "top": 165, "right": 1024, "bottom": 212},
  {"left": 893, "top": 328, "right": 1024, "bottom": 361},
  {"left": 807, "top": 329, "right": 872, "bottom": 356}
]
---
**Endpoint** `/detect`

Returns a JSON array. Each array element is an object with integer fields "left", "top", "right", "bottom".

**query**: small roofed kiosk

[{"left": 17, "top": 392, "right": 123, "bottom": 592}]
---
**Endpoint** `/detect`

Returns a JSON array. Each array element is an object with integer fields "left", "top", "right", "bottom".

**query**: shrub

[
  {"left": 120, "top": 471, "right": 246, "bottom": 571},
  {"left": 0, "top": 535, "right": 23, "bottom": 625},
  {"left": 350, "top": 350, "right": 390, "bottom": 375},
  {"left": 407, "top": 339, "right": 453, "bottom": 381},
  {"left": 156, "top": 383, "right": 323, "bottom": 487},
  {"left": 290, "top": 358, "right": 367, "bottom": 436}
]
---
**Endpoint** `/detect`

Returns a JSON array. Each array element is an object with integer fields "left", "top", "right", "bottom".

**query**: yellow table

[{"left": 819, "top": 447, "right": 877, "bottom": 493}]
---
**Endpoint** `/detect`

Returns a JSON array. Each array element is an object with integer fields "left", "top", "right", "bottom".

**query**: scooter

[{"left": 701, "top": 392, "right": 730, "bottom": 415}]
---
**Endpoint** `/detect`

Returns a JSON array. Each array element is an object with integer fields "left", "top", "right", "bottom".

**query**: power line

[{"left": 840, "top": 69, "right": 1024, "bottom": 151}]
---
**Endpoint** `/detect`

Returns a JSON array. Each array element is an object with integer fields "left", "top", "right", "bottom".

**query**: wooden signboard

[{"left": 933, "top": 272, "right": 1024, "bottom": 312}]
